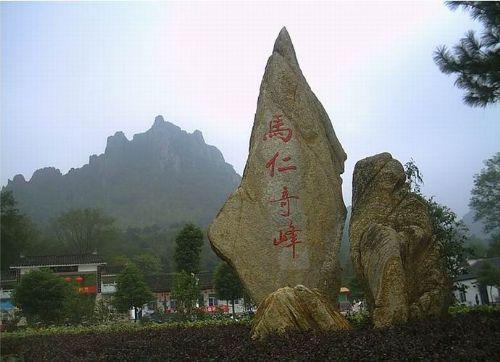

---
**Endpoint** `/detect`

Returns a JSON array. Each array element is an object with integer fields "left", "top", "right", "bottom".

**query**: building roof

[
  {"left": 10, "top": 254, "right": 106, "bottom": 268},
  {"left": 455, "top": 257, "right": 500, "bottom": 281}
]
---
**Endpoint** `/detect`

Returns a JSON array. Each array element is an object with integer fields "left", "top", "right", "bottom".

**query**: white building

[{"left": 454, "top": 258, "right": 500, "bottom": 306}]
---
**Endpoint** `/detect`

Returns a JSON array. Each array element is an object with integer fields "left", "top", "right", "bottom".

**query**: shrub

[
  {"left": 346, "top": 309, "right": 372, "bottom": 329},
  {"left": 12, "top": 269, "right": 76, "bottom": 325},
  {"left": 2, "top": 312, "right": 499, "bottom": 361},
  {"left": 449, "top": 304, "right": 500, "bottom": 316}
]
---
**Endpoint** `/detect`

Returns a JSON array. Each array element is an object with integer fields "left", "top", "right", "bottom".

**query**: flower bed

[{"left": 2, "top": 311, "right": 499, "bottom": 361}]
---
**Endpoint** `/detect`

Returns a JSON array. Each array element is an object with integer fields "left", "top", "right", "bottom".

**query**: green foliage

[
  {"left": 63, "top": 293, "right": 96, "bottom": 325},
  {"left": 487, "top": 233, "right": 500, "bottom": 257},
  {"left": 171, "top": 271, "right": 201, "bottom": 315},
  {"left": 449, "top": 303, "right": 500, "bottom": 315},
  {"left": 477, "top": 261, "right": 500, "bottom": 288},
  {"left": 465, "top": 235, "right": 488, "bottom": 258},
  {"left": 434, "top": 1, "right": 500, "bottom": 107},
  {"left": 426, "top": 197, "right": 469, "bottom": 280},
  {"left": 132, "top": 252, "right": 162, "bottom": 279},
  {"left": 12, "top": 269, "right": 75, "bottom": 325},
  {"left": 123, "top": 225, "right": 175, "bottom": 272},
  {"left": 404, "top": 158, "right": 424, "bottom": 194},
  {"left": 92, "top": 298, "right": 119, "bottom": 324},
  {"left": 214, "top": 262, "right": 244, "bottom": 316},
  {"left": 469, "top": 153, "right": 500, "bottom": 233},
  {"left": 1, "top": 317, "right": 248, "bottom": 339},
  {"left": 109, "top": 252, "right": 163, "bottom": 280},
  {"left": 404, "top": 161, "right": 468, "bottom": 280},
  {"left": 174, "top": 224, "right": 204, "bottom": 273},
  {"left": 213, "top": 262, "right": 243, "bottom": 302},
  {"left": 1, "top": 190, "right": 37, "bottom": 271},
  {"left": 346, "top": 309, "right": 372, "bottom": 329},
  {"left": 53, "top": 208, "right": 118, "bottom": 255},
  {"left": 112, "top": 263, "right": 154, "bottom": 313}
]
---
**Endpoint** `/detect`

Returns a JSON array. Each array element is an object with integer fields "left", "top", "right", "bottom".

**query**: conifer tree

[{"left": 434, "top": 1, "right": 500, "bottom": 107}]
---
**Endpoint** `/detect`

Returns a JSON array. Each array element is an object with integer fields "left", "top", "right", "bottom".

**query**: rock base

[{"left": 251, "top": 285, "right": 351, "bottom": 340}]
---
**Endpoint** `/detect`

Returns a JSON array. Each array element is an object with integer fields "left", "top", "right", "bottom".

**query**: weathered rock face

[
  {"left": 349, "top": 153, "right": 450, "bottom": 328},
  {"left": 208, "top": 27, "right": 347, "bottom": 305},
  {"left": 251, "top": 285, "right": 351, "bottom": 340}
]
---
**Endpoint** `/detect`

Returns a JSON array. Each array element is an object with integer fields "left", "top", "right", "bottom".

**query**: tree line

[
  {"left": 10, "top": 221, "right": 247, "bottom": 326},
  {"left": 0, "top": 196, "right": 219, "bottom": 275},
  {"left": 3, "top": 151, "right": 499, "bottom": 324}
]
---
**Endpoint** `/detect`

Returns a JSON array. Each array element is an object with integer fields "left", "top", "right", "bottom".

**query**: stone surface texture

[
  {"left": 208, "top": 27, "right": 347, "bottom": 305},
  {"left": 251, "top": 285, "right": 351, "bottom": 340},
  {"left": 349, "top": 152, "right": 450, "bottom": 328}
]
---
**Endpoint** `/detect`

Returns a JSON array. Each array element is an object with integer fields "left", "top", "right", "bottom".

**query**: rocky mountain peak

[
  {"left": 105, "top": 131, "right": 129, "bottom": 153},
  {"left": 192, "top": 130, "right": 204, "bottom": 143},
  {"left": 3, "top": 117, "right": 241, "bottom": 228},
  {"left": 29, "top": 167, "right": 63, "bottom": 183},
  {"left": 9, "top": 174, "right": 27, "bottom": 186},
  {"left": 153, "top": 115, "right": 165, "bottom": 127}
]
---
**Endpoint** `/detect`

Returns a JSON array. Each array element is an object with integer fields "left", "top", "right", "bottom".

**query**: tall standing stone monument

[{"left": 208, "top": 27, "right": 347, "bottom": 306}]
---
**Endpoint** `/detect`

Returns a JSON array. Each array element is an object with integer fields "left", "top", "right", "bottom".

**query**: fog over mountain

[
  {"left": 462, "top": 210, "right": 491, "bottom": 240},
  {"left": 3, "top": 116, "right": 241, "bottom": 228}
]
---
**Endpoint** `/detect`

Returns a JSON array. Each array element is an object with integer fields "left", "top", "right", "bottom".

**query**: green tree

[
  {"left": 63, "top": 293, "right": 96, "bottom": 325},
  {"left": 112, "top": 263, "right": 154, "bottom": 314},
  {"left": 123, "top": 224, "right": 175, "bottom": 272},
  {"left": 171, "top": 271, "right": 201, "bottom": 315},
  {"left": 133, "top": 252, "right": 162, "bottom": 280},
  {"left": 434, "top": 1, "right": 500, "bottom": 107},
  {"left": 173, "top": 223, "right": 204, "bottom": 274},
  {"left": 487, "top": 234, "right": 500, "bottom": 257},
  {"left": 404, "top": 161, "right": 468, "bottom": 280},
  {"left": 53, "top": 208, "right": 120, "bottom": 256},
  {"left": 426, "top": 197, "right": 469, "bottom": 280},
  {"left": 465, "top": 235, "right": 488, "bottom": 258},
  {"left": 214, "top": 262, "right": 244, "bottom": 317},
  {"left": 477, "top": 261, "right": 500, "bottom": 303},
  {"left": 12, "top": 269, "right": 74, "bottom": 325},
  {"left": 469, "top": 153, "right": 500, "bottom": 233},
  {"left": 404, "top": 158, "right": 424, "bottom": 194},
  {"left": 1, "top": 190, "right": 37, "bottom": 271}
]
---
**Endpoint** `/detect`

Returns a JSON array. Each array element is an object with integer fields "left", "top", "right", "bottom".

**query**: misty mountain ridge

[
  {"left": 4, "top": 115, "right": 241, "bottom": 228},
  {"left": 461, "top": 210, "right": 492, "bottom": 241}
]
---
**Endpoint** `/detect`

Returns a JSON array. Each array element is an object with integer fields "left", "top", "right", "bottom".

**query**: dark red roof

[{"left": 10, "top": 254, "right": 106, "bottom": 268}]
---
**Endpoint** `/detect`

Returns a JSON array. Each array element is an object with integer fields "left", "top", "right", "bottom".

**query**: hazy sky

[{"left": 1, "top": 1, "right": 499, "bottom": 217}]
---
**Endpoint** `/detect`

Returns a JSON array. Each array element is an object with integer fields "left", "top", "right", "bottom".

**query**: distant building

[
  {"left": 338, "top": 287, "right": 351, "bottom": 314},
  {"left": 101, "top": 270, "right": 239, "bottom": 315},
  {"left": 454, "top": 258, "right": 500, "bottom": 306},
  {"left": 1, "top": 254, "right": 106, "bottom": 318}
]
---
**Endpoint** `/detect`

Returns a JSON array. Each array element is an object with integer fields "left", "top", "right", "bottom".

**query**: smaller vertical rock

[{"left": 349, "top": 153, "right": 450, "bottom": 328}]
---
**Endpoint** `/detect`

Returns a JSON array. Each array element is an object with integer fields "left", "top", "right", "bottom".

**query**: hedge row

[
  {"left": 2, "top": 317, "right": 247, "bottom": 339},
  {"left": 2, "top": 311, "right": 499, "bottom": 361}
]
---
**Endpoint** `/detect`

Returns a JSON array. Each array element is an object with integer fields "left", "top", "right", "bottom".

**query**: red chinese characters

[
  {"left": 269, "top": 186, "right": 299, "bottom": 217},
  {"left": 266, "top": 152, "right": 297, "bottom": 177},
  {"left": 264, "top": 112, "right": 303, "bottom": 259},
  {"left": 273, "top": 219, "right": 302, "bottom": 259},
  {"left": 263, "top": 113, "right": 292, "bottom": 143}
]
